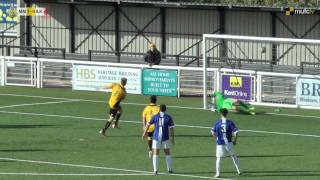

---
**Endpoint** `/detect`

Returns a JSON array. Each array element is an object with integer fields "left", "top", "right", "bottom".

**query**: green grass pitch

[{"left": 0, "top": 86, "right": 319, "bottom": 180}]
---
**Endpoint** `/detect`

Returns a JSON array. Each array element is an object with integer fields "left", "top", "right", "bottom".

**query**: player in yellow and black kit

[
  {"left": 99, "top": 78, "right": 127, "bottom": 137},
  {"left": 142, "top": 95, "right": 160, "bottom": 158}
]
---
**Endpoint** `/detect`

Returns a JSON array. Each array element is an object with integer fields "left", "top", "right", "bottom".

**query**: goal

[{"left": 202, "top": 34, "right": 320, "bottom": 109}]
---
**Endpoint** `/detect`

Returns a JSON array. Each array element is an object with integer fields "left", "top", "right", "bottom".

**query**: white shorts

[
  {"left": 216, "top": 143, "right": 236, "bottom": 158},
  {"left": 152, "top": 140, "right": 171, "bottom": 150}
]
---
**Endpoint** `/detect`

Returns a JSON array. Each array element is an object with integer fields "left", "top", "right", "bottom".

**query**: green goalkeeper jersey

[
  {"left": 213, "top": 91, "right": 225, "bottom": 111},
  {"left": 213, "top": 91, "right": 234, "bottom": 111}
]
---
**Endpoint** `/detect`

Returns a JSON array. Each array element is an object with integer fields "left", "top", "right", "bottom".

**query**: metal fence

[{"left": 1, "top": 55, "right": 320, "bottom": 110}]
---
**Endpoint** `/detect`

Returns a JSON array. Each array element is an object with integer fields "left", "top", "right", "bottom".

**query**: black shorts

[
  {"left": 109, "top": 106, "right": 121, "bottom": 117},
  {"left": 147, "top": 132, "right": 153, "bottom": 140}
]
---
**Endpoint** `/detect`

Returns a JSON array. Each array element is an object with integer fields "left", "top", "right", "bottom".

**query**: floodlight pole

[{"left": 202, "top": 35, "right": 207, "bottom": 110}]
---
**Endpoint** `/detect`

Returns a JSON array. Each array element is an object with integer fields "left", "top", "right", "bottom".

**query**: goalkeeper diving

[{"left": 212, "top": 91, "right": 256, "bottom": 115}]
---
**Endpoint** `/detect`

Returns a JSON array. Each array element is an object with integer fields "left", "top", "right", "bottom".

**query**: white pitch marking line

[
  {"left": 0, "top": 110, "right": 320, "bottom": 138},
  {"left": 0, "top": 100, "right": 79, "bottom": 109},
  {"left": 0, "top": 93, "right": 203, "bottom": 110},
  {"left": 1, "top": 93, "right": 320, "bottom": 117},
  {"left": 0, "top": 157, "right": 232, "bottom": 180},
  {"left": 0, "top": 172, "right": 152, "bottom": 176},
  {"left": 265, "top": 112, "right": 320, "bottom": 119}
]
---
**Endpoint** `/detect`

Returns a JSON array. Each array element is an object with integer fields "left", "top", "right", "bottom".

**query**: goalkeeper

[{"left": 212, "top": 91, "right": 255, "bottom": 115}]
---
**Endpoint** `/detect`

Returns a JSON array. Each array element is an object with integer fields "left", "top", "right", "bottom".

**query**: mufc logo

[{"left": 230, "top": 76, "right": 242, "bottom": 88}]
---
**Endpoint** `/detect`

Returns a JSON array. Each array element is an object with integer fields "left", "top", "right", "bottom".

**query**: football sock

[
  {"left": 216, "top": 157, "right": 221, "bottom": 176},
  {"left": 103, "top": 121, "right": 112, "bottom": 130},
  {"left": 114, "top": 112, "right": 121, "bottom": 126},
  {"left": 153, "top": 155, "right": 159, "bottom": 172},
  {"left": 165, "top": 155, "right": 172, "bottom": 171},
  {"left": 231, "top": 155, "right": 241, "bottom": 174},
  {"left": 103, "top": 115, "right": 114, "bottom": 130}
]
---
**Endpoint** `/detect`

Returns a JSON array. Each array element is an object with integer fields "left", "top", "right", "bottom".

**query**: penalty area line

[
  {"left": 0, "top": 100, "right": 80, "bottom": 109},
  {"left": 0, "top": 157, "right": 232, "bottom": 180},
  {"left": 2, "top": 93, "right": 320, "bottom": 117},
  {"left": 0, "top": 93, "right": 203, "bottom": 110}
]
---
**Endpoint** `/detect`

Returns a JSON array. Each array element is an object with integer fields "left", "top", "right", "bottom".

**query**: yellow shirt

[
  {"left": 108, "top": 83, "right": 126, "bottom": 109},
  {"left": 142, "top": 103, "right": 160, "bottom": 132}
]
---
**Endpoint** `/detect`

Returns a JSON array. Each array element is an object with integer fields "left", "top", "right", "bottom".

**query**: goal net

[{"left": 202, "top": 34, "right": 320, "bottom": 109}]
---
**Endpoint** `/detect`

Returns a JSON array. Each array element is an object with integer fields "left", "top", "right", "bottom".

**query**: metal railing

[
  {"left": 0, "top": 45, "right": 66, "bottom": 59},
  {"left": 88, "top": 50, "right": 201, "bottom": 66},
  {"left": 300, "top": 62, "right": 320, "bottom": 74}
]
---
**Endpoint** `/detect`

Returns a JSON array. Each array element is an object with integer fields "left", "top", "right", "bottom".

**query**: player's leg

[
  {"left": 238, "top": 100, "right": 254, "bottom": 110},
  {"left": 112, "top": 106, "right": 122, "bottom": 128},
  {"left": 152, "top": 140, "right": 160, "bottom": 175},
  {"left": 100, "top": 109, "right": 117, "bottom": 136},
  {"left": 234, "top": 99, "right": 255, "bottom": 115},
  {"left": 235, "top": 105, "right": 250, "bottom": 114},
  {"left": 226, "top": 143, "right": 241, "bottom": 175},
  {"left": 231, "top": 155, "right": 241, "bottom": 175},
  {"left": 163, "top": 141, "right": 173, "bottom": 173},
  {"left": 215, "top": 145, "right": 224, "bottom": 178},
  {"left": 147, "top": 132, "right": 153, "bottom": 158}
]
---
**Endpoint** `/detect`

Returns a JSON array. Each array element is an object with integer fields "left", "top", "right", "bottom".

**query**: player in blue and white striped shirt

[
  {"left": 211, "top": 108, "right": 241, "bottom": 178},
  {"left": 142, "top": 104, "right": 175, "bottom": 175}
]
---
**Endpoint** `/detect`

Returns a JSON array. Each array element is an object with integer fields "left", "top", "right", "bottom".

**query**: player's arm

[
  {"left": 142, "top": 116, "right": 154, "bottom": 139},
  {"left": 169, "top": 117, "right": 175, "bottom": 146},
  {"left": 232, "top": 122, "right": 239, "bottom": 145},
  {"left": 96, "top": 83, "right": 113, "bottom": 91},
  {"left": 142, "top": 124, "right": 150, "bottom": 139},
  {"left": 169, "top": 126, "right": 175, "bottom": 146},
  {"left": 232, "top": 131, "right": 239, "bottom": 145},
  {"left": 142, "top": 109, "right": 147, "bottom": 131},
  {"left": 211, "top": 124, "right": 218, "bottom": 138},
  {"left": 121, "top": 90, "right": 126, "bottom": 100}
]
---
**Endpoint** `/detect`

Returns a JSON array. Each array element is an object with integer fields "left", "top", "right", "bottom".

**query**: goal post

[{"left": 202, "top": 34, "right": 320, "bottom": 110}]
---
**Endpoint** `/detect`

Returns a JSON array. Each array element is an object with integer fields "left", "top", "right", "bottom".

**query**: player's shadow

[
  {"left": 0, "top": 124, "right": 58, "bottom": 129},
  {"left": 0, "top": 149, "right": 48, "bottom": 152}
]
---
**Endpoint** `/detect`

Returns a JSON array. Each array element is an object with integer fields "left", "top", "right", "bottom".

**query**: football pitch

[{"left": 0, "top": 86, "right": 319, "bottom": 180}]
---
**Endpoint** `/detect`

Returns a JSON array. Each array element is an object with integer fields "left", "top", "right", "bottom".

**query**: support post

[
  {"left": 70, "top": 4, "right": 75, "bottom": 53},
  {"left": 271, "top": 12, "right": 277, "bottom": 71},
  {"left": 88, "top": 50, "right": 92, "bottom": 61},
  {"left": 175, "top": 55, "right": 179, "bottom": 66},
  {"left": 114, "top": 3, "right": 120, "bottom": 63},
  {"left": 160, "top": 7, "right": 166, "bottom": 57},
  {"left": 37, "top": 59, "right": 40, "bottom": 88},
  {"left": 26, "top": 1, "right": 32, "bottom": 47},
  {"left": 202, "top": 35, "right": 207, "bottom": 109},
  {"left": 218, "top": 7, "right": 226, "bottom": 63}
]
